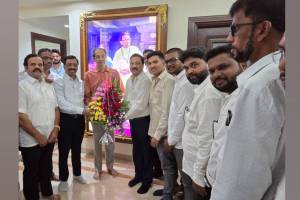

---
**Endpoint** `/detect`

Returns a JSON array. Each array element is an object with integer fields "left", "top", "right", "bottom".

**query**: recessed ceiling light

[{"left": 64, "top": 24, "right": 69, "bottom": 28}]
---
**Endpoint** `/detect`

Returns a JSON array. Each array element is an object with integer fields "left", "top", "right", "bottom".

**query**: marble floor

[{"left": 18, "top": 137, "right": 164, "bottom": 200}]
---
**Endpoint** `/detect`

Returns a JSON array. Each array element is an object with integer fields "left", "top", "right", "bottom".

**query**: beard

[
  {"left": 213, "top": 78, "right": 238, "bottom": 93},
  {"left": 187, "top": 70, "right": 209, "bottom": 85},
  {"left": 53, "top": 60, "right": 60, "bottom": 65},
  {"left": 233, "top": 30, "right": 255, "bottom": 62}
]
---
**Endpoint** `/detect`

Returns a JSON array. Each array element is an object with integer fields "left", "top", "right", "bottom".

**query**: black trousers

[
  {"left": 58, "top": 113, "right": 85, "bottom": 181},
  {"left": 129, "top": 115, "right": 154, "bottom": 184},
  {"left": 20, "top": 143, "right": 55, "bottom": 200}
]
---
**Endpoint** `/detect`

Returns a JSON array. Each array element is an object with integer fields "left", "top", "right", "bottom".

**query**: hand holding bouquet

[{"left": 88, "top": 79, "right": 129, "bottom": 144}]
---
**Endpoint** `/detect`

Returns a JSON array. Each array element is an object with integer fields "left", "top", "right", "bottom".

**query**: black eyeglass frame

[{"left": 230, "top": 21, "right": 264, "bottom": 37}]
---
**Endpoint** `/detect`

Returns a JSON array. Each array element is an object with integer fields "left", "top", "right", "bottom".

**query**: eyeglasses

[
  {"left": 41, "top": 56, "right": 53, "bottom": 61},
  {"left": 166, "top": 57, "right": 179, "bottom": 65},
  {"left": 183, "top": 62, "right": 201, "bottom": 70},
  {"left": 230, "top": 21, "right": 263, "bottom": 37}
]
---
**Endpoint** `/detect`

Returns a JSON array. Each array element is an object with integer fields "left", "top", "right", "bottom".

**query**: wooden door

[{"left": 187, "top": 15, "right": 232, "bottom": 50}]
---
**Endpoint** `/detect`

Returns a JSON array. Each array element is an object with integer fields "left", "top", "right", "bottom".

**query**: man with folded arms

[{"left": 19, "top": 53, "right": 60, "bottom": 200}]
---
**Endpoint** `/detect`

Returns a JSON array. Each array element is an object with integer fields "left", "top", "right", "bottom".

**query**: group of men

[
  {"left": 18, "top": 0, "right": 286, "bottom": 199},
  {"left": 124, "top": 0, "right": 286, "bottom": 200}
]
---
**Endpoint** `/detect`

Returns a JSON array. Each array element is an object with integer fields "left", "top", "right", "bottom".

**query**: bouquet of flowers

[{"left": 88, "top": 79, "right": 129, "bottom": 144}]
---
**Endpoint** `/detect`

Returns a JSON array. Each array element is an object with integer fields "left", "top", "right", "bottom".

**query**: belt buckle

[{"left": 72, "top": 114, "right": 78, "bottom": 118}]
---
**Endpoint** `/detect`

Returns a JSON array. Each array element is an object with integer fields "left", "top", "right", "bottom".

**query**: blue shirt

[{"left": 50, "top": 62, "right": 65, "bottom": 80}]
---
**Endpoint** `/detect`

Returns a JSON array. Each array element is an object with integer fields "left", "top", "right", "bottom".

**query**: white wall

[
  {"left": 18, "top": 19, "right": 69, "bottom": 71},
  {"left": 19, "top": 0, "right": 233, "bottom": 75}
]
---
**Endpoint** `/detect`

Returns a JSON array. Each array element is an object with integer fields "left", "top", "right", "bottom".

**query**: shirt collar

[
  {"left": 175, "top": 70, "right": 186, "bottom": 81},
  {"left": 25, "top": 73, "right": 42, "bottom": 84},
  {"left": 64, "top": 73, "right": 79, "bottom": 81},
  {"left": 95, "top": 65, "right": 109, "bottom": 73},
  {"left": 51, "top": 62, "right": 64, "bottom": 72},
  {"left": 152, "top": 69, "right": 168, "bottom": 81},
  {"left": 237, "top": 51, "right": 280, "bottom": 87},
  {"left": 195, "top": 76, "right": 210, "bottom": 92},
  {"left": 131, "top": 71, "right": 145, "bottom": 81}
]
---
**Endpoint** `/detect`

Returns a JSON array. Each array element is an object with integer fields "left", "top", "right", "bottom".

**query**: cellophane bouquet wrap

[{"left": 88, "top": 78, "right": 129, "bottom": 145}]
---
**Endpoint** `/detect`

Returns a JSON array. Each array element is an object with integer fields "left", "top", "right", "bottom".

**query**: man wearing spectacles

[
  {"left": 163, "top": 48, "right": 194, "bottom": 199},
  {"left": 210, "top": 0, "right": 285, "bottom": 200},
  {"left": 37, "top": 48, "right": 60, "bottom": 182},
  {"left": 38, "top": 48, "right": 55, "bottom": 83}
]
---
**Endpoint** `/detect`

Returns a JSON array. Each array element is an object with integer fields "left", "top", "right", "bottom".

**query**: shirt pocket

[
  {"left": 152, "top": 85, "right": 163, "bottom": 106},
  {"left": 212, "top": 120, "right": 219, "bottom": 139}
]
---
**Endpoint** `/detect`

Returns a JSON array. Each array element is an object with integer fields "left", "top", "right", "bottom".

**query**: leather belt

[{"left": 61, "top": 112, "right": 83, "bottom": 119}]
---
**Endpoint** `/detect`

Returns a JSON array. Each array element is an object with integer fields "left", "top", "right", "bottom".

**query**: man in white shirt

[
  {"left": 180, "top": 48, "right": 226, "bottom": 200},
  {"left": 273, "top": 32, "right": 285, "bottom": 200},
  {"left": 278, "top": 33, "right": 285, "bottom": 88},
  {"left": 19, "top": 53, "right": 61, "bottom": 200},
  {"left": 210, "top": 0, "right": 285, "bottom": 199},
  {"left": 193, "top": 45, "right": 242, "bottom": 194},
  {"left": 147, "top": 51, "right": 175, "bottom": 199},
  {"left": 124, "top": 54, "right": 153, "bottom": 194},
  {"left": 162, "top": 48, "right": 194, "bottom": 200},
  {"left": 38, "top": 48, "right": 59, "bottom": 181},
  {"left": 53, "top": 55, "right": 88, "bottom": 192},
  {"left": 38, "top": 48, "right": 55, "bottom": 83}
]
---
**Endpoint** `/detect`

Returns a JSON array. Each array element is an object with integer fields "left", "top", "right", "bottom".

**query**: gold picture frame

[{"left": 80, "top": 5, "right": 168, "bottom": 143}]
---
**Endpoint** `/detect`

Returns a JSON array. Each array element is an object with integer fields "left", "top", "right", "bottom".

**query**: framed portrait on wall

[{"left": 80, "top": 5, "right": 168, "bottom": 142}]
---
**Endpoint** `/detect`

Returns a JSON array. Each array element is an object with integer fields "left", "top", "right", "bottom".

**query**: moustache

[
  {"left": 214, "top": 76, "right": 227, "bottom": 83},
  {"left": 33, "top": 68, "right": 42, "bottom": 73}
]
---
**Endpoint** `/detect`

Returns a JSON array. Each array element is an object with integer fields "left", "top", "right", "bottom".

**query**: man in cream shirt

[
  {"left": 124, "top": 54, "right": 153, "bottom": 194},
  {"left": 19, "top": 53, "right": 60, "bottom": 200},
  {"left": 147, "top": 51, "right": 175, "bottom": 199}
]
